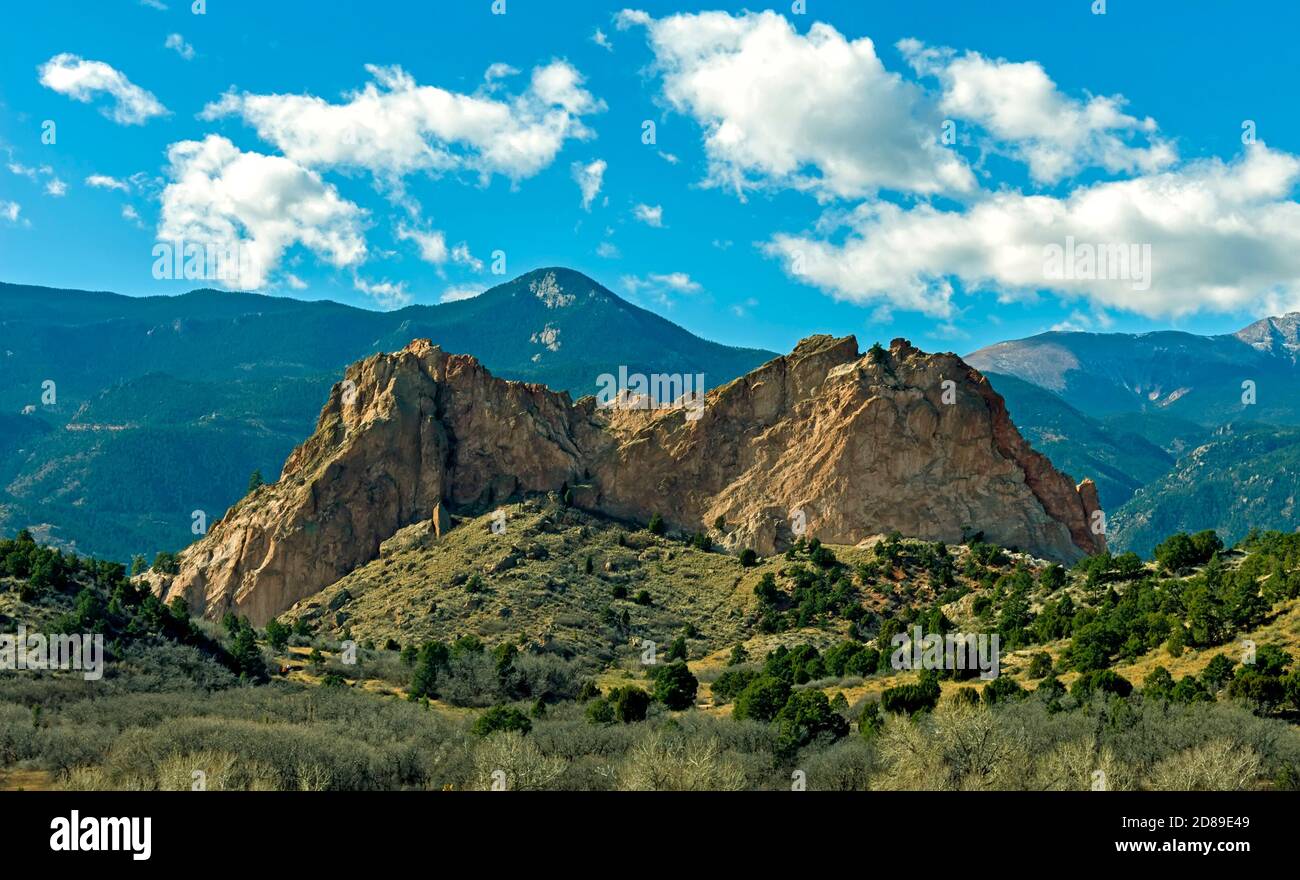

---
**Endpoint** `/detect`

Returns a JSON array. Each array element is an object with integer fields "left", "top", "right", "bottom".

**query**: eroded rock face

[{"left": 151, "top": 335, "right": 1104, "bottom": 624}]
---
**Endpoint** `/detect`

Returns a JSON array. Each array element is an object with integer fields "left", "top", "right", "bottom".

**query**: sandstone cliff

[{"left": 152, "top": 336, "right": 1105, "bottom": 623}]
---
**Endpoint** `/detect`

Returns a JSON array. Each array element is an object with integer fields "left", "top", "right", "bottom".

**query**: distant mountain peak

[{"left": 1234, "top": 312, "right": 1300, "bottom": 358}]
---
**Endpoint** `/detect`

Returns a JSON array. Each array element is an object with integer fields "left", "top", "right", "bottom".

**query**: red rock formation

[{"left": 150, "top": 336, "right": 1105, "bottom": 623}]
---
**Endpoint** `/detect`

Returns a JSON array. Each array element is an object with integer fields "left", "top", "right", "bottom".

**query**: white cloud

[
  {"left": 596, "top": 241, "right": 620, "bottom": 259},
  {"left": 571, "top": 158, "right": 606, "bottom": 210},
  {"left": 139, "top": 0, "right": 167, "bottom": 9},
  {"left": 450, "top": 242, "right": 483, "bottom": 272},
  {"left": 38, "top": 54, "right": 167, "bottom": 125},
  {"left": 614, "top": 9, "right": 652, "bottom": 29},
  {"left": 395, "top": 222, "right": 448, "bottom": 264},
  {"left": 353, "top": 275, "right": 410, "bottom": 308},
  {"left": 121, "top": 204, "right": 142, "bottom": 226},
  {"left": 285, "top": 273, "right": 308, "bottom": 290},
  {"left": 617, "top": 9, "right": 974, "bottom": 200},
  {"left": 44, "top": 178, "right": 66, "bottom": 197},
  {"left": 165, "top": 34, "right": 196, "bottom": 61},
  {"left": 158, "top": 134, "right": 368, "bottom": 290},
  {"left": 764, "top": 145, "right": 1300, "bottom": 319},
  {"left": 201, "top": 60, "right": 604, "bottom": 184},
  {"left": 899, "top": 40, "right": 1176, "bottom": 184},
  {"left": 632, "top": 202, "right": 663, "bottom": 227},
  {"left": 85, "top": 174, "right": 131, "bottom": 192},
  {"left": 484, "top": 62, "right": 519, "bottom": 82},
  {"left": 592, "top": 28, "right": 614, "bottom": 51},
  {"left": 394, "top": 222, "right": 482, "bottom": 270},
  {"left": 440, "top": 284, "right": 484, "bottom": 303},
  {"left": 621, "top": 270, "right": 702, "bottom": 305},
  {"left": 647, "top": 271, "right": 700, "bottom": 293},
  {"left": 0, "top": 201, "right": 20, "bottom": 223}
]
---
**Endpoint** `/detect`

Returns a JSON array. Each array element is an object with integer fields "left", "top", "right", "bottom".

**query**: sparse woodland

[{"left": 4, "top": 501, "right": 1300, "bottom": 791}]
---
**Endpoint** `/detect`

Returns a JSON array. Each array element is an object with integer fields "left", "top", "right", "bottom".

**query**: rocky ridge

[{"left": 150, "top": 336, "right": 1104, "bottom": 623}]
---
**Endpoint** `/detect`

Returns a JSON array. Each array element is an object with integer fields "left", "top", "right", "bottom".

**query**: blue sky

[{"left": 2, "top": 0, "right": 1300, "bottom": 356}]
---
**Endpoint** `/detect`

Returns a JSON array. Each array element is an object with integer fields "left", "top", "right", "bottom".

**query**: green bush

[
  {"left": 880, "top": 672, "right": 941, "bottom": 715},
  {"left": 652, "top": 662, "right": 699, "bottom": 710},
  {"left": 472, "top": 705, "right": 532, "bottom": 737},
  {"left": 733, "top": 675, "right": 792, "bottom": 722}
]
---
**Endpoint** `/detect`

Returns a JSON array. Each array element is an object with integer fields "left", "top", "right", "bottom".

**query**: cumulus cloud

[
  {"left": 449, "top": 242, "right": 483, "bottom": 271},
  {"left": 352, "top": 275, "right": 410, "bottom": 308},
  {"left": 571, "top": 158, "right": 606, "bottom": 210},
  {"left": 899, "top": 40, "right": 1176, "bottom": 184},
  {"left": 44, "top": 178, "right": 66, "bottom": 197},
  {"left": 201, "top": 60, "right": 604, "bottom": 184},
  {"left": 617, "top": 9, "right": 974, "bottom": 200},
  {"left": 38, "top": 54, "right": 167, "bottom": 125},
  {"left": 764, "top": 145, "right": 1300, "bottom": 319},
  {"left": 632, "top": 202, "right": 663, "bottom": 227},
  {"left": 158, "top": 134, "right": 367, "bottom": 290},
  {"left": 395, "top": 222, "right": 481, "bottom": 270},
  {"left": 165, "top": 33, "right": 195, "bottom": 61},
  {"left": 395, "top": 222, "right": 448, "bottom": 264},
  {"left": 85, "top": 174, "right": 131, "bottom": 192},
  {"left": 0, "top": 201, "right": 21, "bottom": 223},
  {"left": 621, "top": 270, "right": 702, "bottom": 306},
  {"left": 592, "top": 28, "right": 614, "bottom": 51}
]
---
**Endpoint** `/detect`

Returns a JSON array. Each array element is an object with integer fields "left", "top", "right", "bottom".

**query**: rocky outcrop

[{"left": 151, "top": 335, "right": 1105, "bottom": 624}]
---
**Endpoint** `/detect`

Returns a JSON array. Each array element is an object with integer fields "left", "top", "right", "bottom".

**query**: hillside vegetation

[{"left": 4, "top": 504, "right": 1300, "bottom": 791}]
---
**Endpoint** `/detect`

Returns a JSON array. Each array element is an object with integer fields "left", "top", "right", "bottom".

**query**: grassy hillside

[{"left": 5, "top": 504, "right": 1300, "bottom": 790}]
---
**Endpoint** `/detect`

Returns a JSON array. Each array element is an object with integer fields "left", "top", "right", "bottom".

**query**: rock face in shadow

[{"left": 150, "top": 336, "right": 1105, "bottom": 624}]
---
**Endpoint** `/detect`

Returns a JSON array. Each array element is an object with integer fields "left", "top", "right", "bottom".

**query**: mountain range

[
  {"left": 3, "top": 267, "right": 1298, "bottom": 562},
  {"left": 968, "top": 316, "right": 1300, "bottom": 553},
  {"left": 0, "top": 269, "right": 772, "bottom": 560}
]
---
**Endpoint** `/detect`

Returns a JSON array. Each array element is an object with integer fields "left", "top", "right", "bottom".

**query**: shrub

[
  {"left": 982, "top": 676, "right": 1026, "bottom": 704},
  {"left": 739, "top": 548, "right": 758, "bottom": 567},
  {"left": 264, "top": 619, "right": 290, "bottom": 651},
  {"left": 652, "top": 662, "right": 699, "bottom": 710},
  {"left": 880, "top": 672, "right": 941, "bottom": 715},
  {"left": 733, "top": 675, "right": 791, "bottom": 722},
  {"left": 609, "top": 686, "right": 651, "bottom": 723},
  {"left": 711, "top": 667, "right": 761, "bottom": 704},
  {"left": 858, "top": 701, "right": 883, "bottom": 738},
  {"left": 774, "top": 689, "right": 849, "bottom": 754},
  {"left": 586, "top": 697, "right": 616, "bottom": 725},
  {"left": 1026, "top": 652, "right": 1053, "bottom": 680},
  {"left": 472, "top": 705, "right": 533, "bottom": 737},
  {"left": 647, "top": 513, "right": 666, "bottom": 536},
  {"left": 1143, "top": 667, "right": 1175, "bottom": 700},
  {"left": 1070, "top": 669, "right": 1133, "bottom": 701}
]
